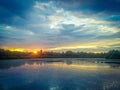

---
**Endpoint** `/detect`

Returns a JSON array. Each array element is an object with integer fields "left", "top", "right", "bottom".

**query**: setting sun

[{"left": 33, "top": 50, "right": 38, "bottom": 54}]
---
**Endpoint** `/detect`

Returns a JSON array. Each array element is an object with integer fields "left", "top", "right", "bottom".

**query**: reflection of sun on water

[{"left": 51, "top": 62, "right": 110, "bottom": 70}]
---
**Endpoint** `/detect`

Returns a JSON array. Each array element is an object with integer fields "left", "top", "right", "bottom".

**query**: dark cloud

[
  {"left": 0, "top": 36, "right": 24, "bottom": 46},
  {"left": 108, "top": 44, "right": 120, "bottom": 49},
  {"left": 59, "top": 24, "right": 82, "bottom": 37},
  {"left": 0, "top": 0, "right": 34, "bottom": 25},
  {"left": 104, "top": 15, "right": 120, "bottom": 21},
  {"left": 96, "top": 32, "right": 120, "bottom": 39},
  {"left": 0, "top": 0, "right": 120, "bottom": 26},
  {"left": 59, "top": 24, "right": 95, "bottom": 38},
  {"left": 55, "top": 0, "right": 120, "bottom": 14}
]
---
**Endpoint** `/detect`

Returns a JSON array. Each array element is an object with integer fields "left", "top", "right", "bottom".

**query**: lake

[{"left": 0, "top": 58, "right": 120, "bottom": 90}]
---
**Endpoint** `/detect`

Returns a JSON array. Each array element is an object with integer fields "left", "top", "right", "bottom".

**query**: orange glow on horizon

[
  {"left": 47, "top": 45, "right": 97, "bottom": 51},
  {"left": 9, "top": 48, "right": 25, "bottom": 52},
  {"left": 8, "top": 48, "right": 41, "bottom": 53}
]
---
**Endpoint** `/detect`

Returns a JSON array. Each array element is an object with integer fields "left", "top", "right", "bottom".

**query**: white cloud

[
  {"left": 33, "top": 1, "right": 47, "bottom": 10},
  {"left": 30, "top": 1, "right": 120, "bottom": 45},
  {"left": 5, "top": 25, "right": 12, "bottom": 30}
]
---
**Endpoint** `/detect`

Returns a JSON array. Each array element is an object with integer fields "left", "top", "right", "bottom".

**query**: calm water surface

[{"left": 0, "top": 58, "right": 120, "bottom": 90}]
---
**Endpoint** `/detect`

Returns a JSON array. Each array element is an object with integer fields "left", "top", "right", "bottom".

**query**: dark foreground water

[{"left": 0, "top": 58, "right": 120, "bottom": 90}]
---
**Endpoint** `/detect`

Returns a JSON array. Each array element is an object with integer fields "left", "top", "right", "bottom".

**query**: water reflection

[
  {"left": 0, "top": 59, "right": 120, "bottom": 90},
  {"left": 0, "top": 59, "right": 119, "bottom": 70}
]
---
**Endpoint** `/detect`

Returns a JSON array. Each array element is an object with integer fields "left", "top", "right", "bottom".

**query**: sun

[{"left": 33, "top": 50, "right": 38, "bottom": 54}]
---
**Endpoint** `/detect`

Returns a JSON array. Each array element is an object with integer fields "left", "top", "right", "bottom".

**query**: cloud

[
  {"left": 0, "top": 25, "right": 36, "bottom": 47},
  {"left": 0, "top": 0, "right": 34, "bottom": 26},
  {"left": 0, "top": 0, "right": 120, "bottom": 51},
  {"left": 55, "top": 0, "right": 120, "bottom": 14},
  {"left": 104, "top": 15, "right": 120, "bottom": 22},
  {"left": 97, "top": 32, "right": 120, "bottom": 39}
]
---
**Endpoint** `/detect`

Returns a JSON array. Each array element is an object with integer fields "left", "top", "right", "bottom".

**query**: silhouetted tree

[{"left": 106, "top": 50, "right": 120, "bottom": 59}]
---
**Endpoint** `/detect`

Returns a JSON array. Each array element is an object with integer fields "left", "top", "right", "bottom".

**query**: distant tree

[
  {"left": 0, "top": 48, "right": 119, "bottom": 59},
  {"left": 106, "top": 50, "right": 120, "bottom": 59},
  {"left": 65, "top": 51, "right": 73, "bottom": 55}
]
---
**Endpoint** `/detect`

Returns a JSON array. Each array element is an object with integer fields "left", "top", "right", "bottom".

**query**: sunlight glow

[
  {"left": 9, "top": 48, "right": 25, "bottom": 52},
  {"left": 8, "top": 48, "right": 40, "bottom": 54},
  {"left": 46, "top": 39, "right": 120, "bottom": 51},
  {"left": 47, "top": 46, "right": 97, "bottom": 51},
  {"left": 33, "top": 50, "right": 38, "bottom": 54}
]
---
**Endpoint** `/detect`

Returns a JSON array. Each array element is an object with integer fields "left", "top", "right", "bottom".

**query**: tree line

[{"left": 0, "top": 49, "right": 120, "bottom": 59}]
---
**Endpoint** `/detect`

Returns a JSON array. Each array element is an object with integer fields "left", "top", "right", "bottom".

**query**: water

[{"left": 0, "top": 58, "right": 120, "bottom": 90}]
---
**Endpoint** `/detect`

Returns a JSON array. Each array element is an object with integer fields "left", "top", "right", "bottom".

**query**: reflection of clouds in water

[
  {"left": 107, "top": 64, "right": 120, "bottom": 69},
  {"left": 0, "top": 84, "right": 4, "bottom": 90},
  {"left": 23, "top": 62, "right": 44, "bottom": 69},
  {"left": 0, "top": 59, "right": 120, "bottom": 90},
  {"left": 49, "top": 86, "right": 59, "bottom": 90},
  {"left": 0, "top": 59, "right": 120, "bottom": 70},
  {"left": 50, "top": 62, "right": 110, "bottom": 71},
  {"left": 103, "top": 81, "right": 120, "bottom": 90},
  {"left": 0, "top": 60, "right": 26, "bottom": 70}
]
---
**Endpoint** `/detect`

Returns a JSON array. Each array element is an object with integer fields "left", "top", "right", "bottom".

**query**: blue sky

[{"left": 0, "top": 0, "right": 120, "bottom": 52}]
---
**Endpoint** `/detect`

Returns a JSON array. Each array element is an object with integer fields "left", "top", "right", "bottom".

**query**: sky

[{"left": 0, "top": 0, "right": 120, "bottom": 52}]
